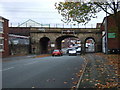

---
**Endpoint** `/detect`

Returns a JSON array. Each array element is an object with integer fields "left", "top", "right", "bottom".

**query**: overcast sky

[{"left": 0, "top": 0, "right": 106, "bottom": 28}]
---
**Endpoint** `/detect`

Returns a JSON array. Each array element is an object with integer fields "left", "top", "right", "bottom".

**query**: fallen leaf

[
  {"left": 79, "top": 70, "right": 83, "bottom": 72},
  {"left": 85, "top": 79, "right": 89, "bottom": 81},
  {"left": 71, "top": 78, "right": 74, "bottom": 80},
  {"left": 72, "top": 81, "right": 78, "bottom": 84},
  {"left": 64, "top": 81, "right": 68, "bottom": 84},
  {"left": 107, "top": 75, "right": 110, "bottom": 76},
  {"left": 71, "top": 86, "right": 76, "bottom": 89},
  {"left": 89, "top": 80, "right": 93, "bottom": 83}
]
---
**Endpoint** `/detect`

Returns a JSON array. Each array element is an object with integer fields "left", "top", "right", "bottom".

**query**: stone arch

[
  {"left": 39, "top": 37, "right": 50, "bottom": 54},
  {"left": 55, "top": 35, "right": 79, "bottom": 49},
  {"left": 85, "top": 37, "right": 96, "bottom": 52}
]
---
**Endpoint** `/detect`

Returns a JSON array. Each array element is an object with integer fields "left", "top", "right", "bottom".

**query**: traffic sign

[{"left": 108, "top": 33, "right": 116, "bottom": 38}]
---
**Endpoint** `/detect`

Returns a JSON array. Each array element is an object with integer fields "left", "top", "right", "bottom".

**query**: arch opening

[
  {"left": 56, "top": 35, "right": 81, "bottom": 50},
  {"left": 85, "top": 37, "right": 95, "bottom": 53},
  {"left": 40, "top": 37, "right": 50, "bottom": 54}
]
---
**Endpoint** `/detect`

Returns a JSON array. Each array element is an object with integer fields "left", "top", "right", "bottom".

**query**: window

[
  {"left": 0, "top": 38, "right": 4, "bottom": 52},
  {"left": 0, "top": 21, "right": 3, "bottom": 33}
]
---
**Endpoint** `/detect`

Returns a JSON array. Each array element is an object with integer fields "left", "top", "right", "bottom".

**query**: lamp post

[{"left": 105, "top": 2, "right": 108, "bottom": 54}]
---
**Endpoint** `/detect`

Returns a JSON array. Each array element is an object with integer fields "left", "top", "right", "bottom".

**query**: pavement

[
  {"left": 77, "top": 53, "right": 119, "bottom": 89},
  {"left": 2, "top": 54, "right": 51, "bottom": 62}
]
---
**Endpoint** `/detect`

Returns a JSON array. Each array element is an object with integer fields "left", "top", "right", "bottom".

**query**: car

[
  {"left": 76, "top": 47, "right": 81, "bottom": 55},
  {"left": 66, "top": 48, "right": 73, "bottom": 54},
  {"left": 68, "top": 49, "right": 77, "bottom": 56},
  {"left": 52, "top": 49, "right": 63, "bottom": 56}
]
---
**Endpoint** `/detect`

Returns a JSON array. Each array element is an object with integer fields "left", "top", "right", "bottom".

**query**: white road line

[
  {"left": 0, "top": 67, "right": 14, "bottom": 72},
  {"left": 24, "top": 61, "right": 38, "bottom": 66},
  {"left": 27, "top": 56, "right": 32, "bottom": 57}
]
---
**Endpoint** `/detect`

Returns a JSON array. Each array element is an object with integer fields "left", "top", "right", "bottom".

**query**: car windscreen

[
  {"left": 69, "top": 49, "right": 76, "bottom": 51},
  {"left": 53, "top": 50, "right": 59, "bottom": 52}
]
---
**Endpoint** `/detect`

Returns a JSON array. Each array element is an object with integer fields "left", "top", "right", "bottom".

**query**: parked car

[
  {"left": 68, "top": 49, "right": 77, "bottom": 56},
  {"left": 52, "top": 49, "right": 63, "bottom": 56},
  {"left": 66, "top": 48, "right": 73, "bottom": 54},
  {"left": 76, "top": 47, "right": 81, "bottom": 55}
]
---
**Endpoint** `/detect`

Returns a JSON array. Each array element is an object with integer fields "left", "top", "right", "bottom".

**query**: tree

[{"left": 55, "top": 0, "right": 120, "bottom": 24}]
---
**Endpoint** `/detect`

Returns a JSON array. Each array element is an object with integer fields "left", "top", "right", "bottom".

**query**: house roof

[
  {"left": 96, "top": 23, "right": 102, "bottom": 28},
  {"left": 18, "top": 19, "right": 41, "bottom": 27},
  {"left": 0, "top": 16, "right": 9, "bottom": 21}
]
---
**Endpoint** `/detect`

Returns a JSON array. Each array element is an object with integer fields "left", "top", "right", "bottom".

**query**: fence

[{"left": 10, "top": 23, "right": 94, "bottom": 28}]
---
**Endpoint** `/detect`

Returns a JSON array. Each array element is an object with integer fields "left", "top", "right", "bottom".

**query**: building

[
  {"left": 9, "top": 20, "right": 46, "bottom": 55},
  {"left": 18, "top": 19, "right": 41, "bottom": 27},
  {"left": 9, "top": 27, "right": 30, "bottom": 36},
  {"left": 96, "top": 23, "right": 102, "bottom": 28},
  {"left": 9, "top": 27, "right": 32, "bottom": 55},
  {"left": 0, "top": 16, "right": 9, "bottom": 57},
  {"left": 100, "top": 11, "right": 120, "bottom": 54},
  {"left": 9, "top": 34, "right": 30, "bottom": 55}
]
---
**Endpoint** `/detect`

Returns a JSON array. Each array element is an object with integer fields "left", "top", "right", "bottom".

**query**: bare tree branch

[{"left": 94, "top": 2, "right": 112, "bottom": 15}]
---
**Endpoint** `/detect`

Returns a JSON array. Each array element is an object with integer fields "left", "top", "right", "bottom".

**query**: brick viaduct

[{"left": 30, "top": 27, "right": 102, "bottom": 54}]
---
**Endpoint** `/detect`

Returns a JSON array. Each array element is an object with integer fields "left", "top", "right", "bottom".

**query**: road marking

[
  {"left": 0, "top": 67, "right": 14, "bottom": 72},
  {"left": 24, "top": 61, "right": 38, "bottom": 66},
  {"left": 27, "top": 56, "right": 33, "bottom": 58}
]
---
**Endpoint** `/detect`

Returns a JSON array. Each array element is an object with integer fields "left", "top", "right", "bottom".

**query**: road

[{"left": 2, "top": 55, "right": 85, "bottom": 88}]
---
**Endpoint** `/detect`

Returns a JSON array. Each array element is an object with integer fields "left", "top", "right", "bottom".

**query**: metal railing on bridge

[{"left": 10, "top": 23, "right": 96, "bottom": 29}]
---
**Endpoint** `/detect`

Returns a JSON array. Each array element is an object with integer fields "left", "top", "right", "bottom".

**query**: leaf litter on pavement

[
  {"left": 70, "top": 56, "right": 89, "bottom": 89},
  {"left": 78, "top": 53, "right": 119, "bottom": 88}
]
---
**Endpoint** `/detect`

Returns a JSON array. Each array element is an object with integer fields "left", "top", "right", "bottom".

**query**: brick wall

[
  {"left": 107, "top": 13, "right": 120, "bottom": 50},
  {"left": 0, "top": 17, "right": 9, "bottom": 57},
  {"left": 9, "top": 27, "right": 30, "bottom": 36},
  {"left": 9, "top": 45, "right": 29, "bottom": 55},
  {"left": 100, "top": 11, "right": 120, "bottom": 54}
]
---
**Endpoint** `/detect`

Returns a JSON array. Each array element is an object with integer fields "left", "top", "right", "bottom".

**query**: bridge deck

[{"left": 30, "top": 27, "right": 101, "bottom": 33}]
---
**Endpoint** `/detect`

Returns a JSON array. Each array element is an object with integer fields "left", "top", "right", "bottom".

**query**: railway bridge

[{"left": 30, "top": 27, "right": 102, "bottom": 54}]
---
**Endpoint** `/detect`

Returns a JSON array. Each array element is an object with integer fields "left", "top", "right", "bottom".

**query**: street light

[{"left": 105, "top": 2, "right": 108, "bottom": 54}]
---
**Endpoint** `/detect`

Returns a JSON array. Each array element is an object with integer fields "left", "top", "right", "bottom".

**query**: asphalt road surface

[{"left": 2, "top": 55, "right": 85, "bottom": 88}]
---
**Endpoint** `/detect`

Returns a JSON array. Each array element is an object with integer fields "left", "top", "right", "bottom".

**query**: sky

[{"left": 0, "top": 0, "right": 106, "bottom": 28}]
